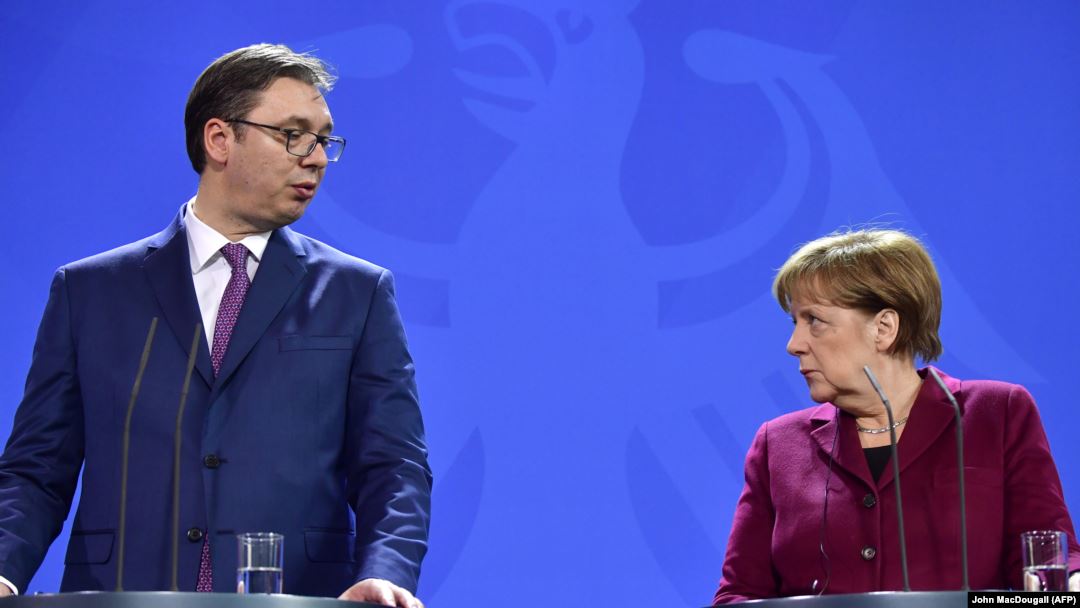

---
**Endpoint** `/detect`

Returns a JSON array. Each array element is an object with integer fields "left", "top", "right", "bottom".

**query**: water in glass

[
  {"left": 1023, "top": 564, "right": 1068, "bottom": 592},
  {"left": 238, "top": 566, "right": 283, "bottom": 594}
]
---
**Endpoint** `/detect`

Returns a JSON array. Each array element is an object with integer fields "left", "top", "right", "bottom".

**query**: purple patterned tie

[
  {"left": 197, "top": 243, "right": 250, "bottom": 592},
  {"left": 210, "top": 243, "right": 251, "bottom": 377}
]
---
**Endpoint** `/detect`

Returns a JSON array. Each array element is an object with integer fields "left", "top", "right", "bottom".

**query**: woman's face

[{"left": 786, "top": 293, "right": 880, "bottom": 406}]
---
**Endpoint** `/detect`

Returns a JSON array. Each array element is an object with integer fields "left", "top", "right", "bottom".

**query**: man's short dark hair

[{"left": 184, "top": 43, "right": 337, "bottom": 174}]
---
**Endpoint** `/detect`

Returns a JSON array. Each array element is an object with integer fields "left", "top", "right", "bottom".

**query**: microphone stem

[
  {"left": 883, "top": 397, "right": 911, "bottom": 592},
  {"left": 171, "top": 323, "right": 202, "bottom": 591},
  {"left": 864, "top": 365, "right": 911, "bottom": 592},
  {"left": 928, "top": 368, "right": 969, "bottom": 590},
  {"left": 116, "top": 317, "right": 159, "bottom": 591}
]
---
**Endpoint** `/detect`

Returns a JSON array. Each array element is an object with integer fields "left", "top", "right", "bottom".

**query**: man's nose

[{"left": 301, "top": 142, "right": 329, "bottom": 169}]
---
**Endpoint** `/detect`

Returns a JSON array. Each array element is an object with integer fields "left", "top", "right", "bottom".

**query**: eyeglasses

[{"left": 226, "top": 119, "right": 346, "bottom": 162}]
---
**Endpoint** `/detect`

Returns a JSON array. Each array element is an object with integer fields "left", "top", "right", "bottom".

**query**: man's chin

[{"left": 273, "top": 200, "right": 311, "bottom": 228}]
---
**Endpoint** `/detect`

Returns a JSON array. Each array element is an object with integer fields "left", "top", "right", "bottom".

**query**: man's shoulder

[
  {"left": 57, "top": 207, "right": 184, "bottom": 276},
  {"left": 286, "top": 228, "right": 389, "bottom": 280},
  {"left": 60, "top": 233, "right": 162, "bottom": 276}
]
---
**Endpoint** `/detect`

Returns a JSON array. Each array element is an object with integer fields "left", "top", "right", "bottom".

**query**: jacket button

[
  {"left": 187, "top": 527, "right": 204, "bottom": 542},
  {"left": 862, "top": 493, "right": 876, "bottom": 508},
  {"left": 861, "top": 546, "right": 877, "bottom": 561},
  {"left": 203, "top": 454, "right": 221, "bottom": 469}
]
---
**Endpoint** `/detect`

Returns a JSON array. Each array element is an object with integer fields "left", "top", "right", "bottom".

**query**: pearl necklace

[{"left": 856, "top": 416, "right": 909, "bottom": 434}]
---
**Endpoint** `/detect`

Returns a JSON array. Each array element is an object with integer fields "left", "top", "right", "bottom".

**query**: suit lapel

[
  {"left": 143, "top": 211, "right": 214, "bottom": 388},
  {"left": 212, "top": 227, "right": 307, "bottom": 391}
]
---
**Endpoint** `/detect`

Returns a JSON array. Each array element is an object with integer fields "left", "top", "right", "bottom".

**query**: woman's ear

[{"left": 873, "top": 308, "right": 900, "bottom": 353}]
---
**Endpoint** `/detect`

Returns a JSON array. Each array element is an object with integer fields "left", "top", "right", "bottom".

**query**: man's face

[{"left": 221, "top": 77, "right": 333, "bottom": 233}]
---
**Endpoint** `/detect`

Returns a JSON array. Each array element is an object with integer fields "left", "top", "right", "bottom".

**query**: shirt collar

[{"left": 183, "top": 197, "right": 271, "bottom": 274}]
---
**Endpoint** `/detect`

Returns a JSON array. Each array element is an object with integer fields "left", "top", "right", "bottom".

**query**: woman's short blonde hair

[{"left": 773, "top": 229, "right": 943, "bottom": 362}]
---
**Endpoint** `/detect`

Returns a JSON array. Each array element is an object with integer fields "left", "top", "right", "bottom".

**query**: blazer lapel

[
  {"left": 212, "top": 227, "right": 307, "bottom": 391},
  {"left": 810, "top": 404, "right": 875, "bottom": 490},
  {"left": 876, "top": 367, "right": 957, "bottom": 489},
  {"left": 143, "top": 211, "right": 214, "bottom": 388}
]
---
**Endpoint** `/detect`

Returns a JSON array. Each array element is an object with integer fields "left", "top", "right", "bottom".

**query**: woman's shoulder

[
  {"left": 928, "top": 368, "right": 1039, "bottom": 420},
  {"left": 759, "top": 403, "right": 833, "bottom": 437},
  {"left": 956, "top": 377, "right": 1035, "bottom": 410}
]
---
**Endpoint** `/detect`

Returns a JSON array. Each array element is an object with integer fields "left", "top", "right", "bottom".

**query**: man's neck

[{"left": 193, "top": 184, "right": 265, "bottom": 242}]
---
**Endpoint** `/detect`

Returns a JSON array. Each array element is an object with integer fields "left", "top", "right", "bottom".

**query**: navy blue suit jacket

[{"left": 0, "top": 208, "right": 431, "bottom": 595}]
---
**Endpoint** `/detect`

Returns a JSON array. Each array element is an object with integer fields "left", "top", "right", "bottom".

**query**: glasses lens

[
  {"left": 323, "top": 138, "right": 344, "bottom": 162},
  {"left": 286, "top": 131, "right": 319, "bottom": 157}
]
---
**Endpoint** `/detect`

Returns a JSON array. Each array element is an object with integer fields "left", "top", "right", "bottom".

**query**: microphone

[
  {"left": 116, "top": 317, "right": 160, "bottom": 591},
  {"left": 863, "top": 365, "right": 911, "bottom": 592},
  {"left": 171, "top": 323, "right": 203, "bottom": 591},
  {"left": 927, "top": 368, "right": 969, "bottom": 590}
]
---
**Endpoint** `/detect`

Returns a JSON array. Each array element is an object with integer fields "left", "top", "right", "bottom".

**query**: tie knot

[{"left": 221, "top": 243, "right": 249, "bottom": 271}]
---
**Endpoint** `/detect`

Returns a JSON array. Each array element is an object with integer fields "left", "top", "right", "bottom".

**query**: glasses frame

[{"left": 226, "top": 119, "right": 346, "bottom": 162}]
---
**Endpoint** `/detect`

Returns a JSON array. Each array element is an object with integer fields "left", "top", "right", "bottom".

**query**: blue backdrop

[{"left": 2, "top": 1, "right": 1078, "bottom": 605}]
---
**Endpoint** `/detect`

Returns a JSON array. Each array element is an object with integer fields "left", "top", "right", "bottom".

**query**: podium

[
  {"left": 729, "top": 591, "right": 969, "bottom": 607},
  {"left": 0, "top": 591, "right": 976, "bottom": 608},
  {"left": 1, "top": 593, "right": 382, "bottom": 608}
]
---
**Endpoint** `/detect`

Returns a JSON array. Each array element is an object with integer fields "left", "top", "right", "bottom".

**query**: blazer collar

[
  {"left": 210, "top": 224, "right": 306, "bottom": 392},
  {"left": 809, "top": 366, "right": 961, "bottom": 491},
  {"left": 144, "top": 207, "right": 214, "bottom": 388},
  {"left": 142, "top": 205, "right": 308, "bottom": 392},
  {"left": 810, "top": 403, "right": 872, "bottom": 488},
  {"left": 877, "top": 366, "right": 960, "bottom": 488}
]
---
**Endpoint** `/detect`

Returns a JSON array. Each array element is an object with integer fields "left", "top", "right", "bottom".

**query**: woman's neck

[{"left": 846, "top": 360, "right": 923, "bottom": 448}]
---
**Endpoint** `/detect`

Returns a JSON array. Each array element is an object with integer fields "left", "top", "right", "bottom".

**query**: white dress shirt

[{"left": 183, "top": 197, "right": 270, "bottom": 351}]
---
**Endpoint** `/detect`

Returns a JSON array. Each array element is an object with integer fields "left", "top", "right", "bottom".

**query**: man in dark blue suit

[{"left": 0, "top": 44, "right": 431, "bottom": 607}]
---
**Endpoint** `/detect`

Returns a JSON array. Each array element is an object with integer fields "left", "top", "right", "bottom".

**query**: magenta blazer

[{"left": 714, "top": 367, "right": 1080, "bottom": 604}]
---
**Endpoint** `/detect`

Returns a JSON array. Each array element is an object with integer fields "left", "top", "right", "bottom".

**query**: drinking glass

[
  {"left": 1021, "top": 530, "right": 1068, "bottom": 591},
  {"left": 237, "top": 532, "right": 284, "bottom": 594}
]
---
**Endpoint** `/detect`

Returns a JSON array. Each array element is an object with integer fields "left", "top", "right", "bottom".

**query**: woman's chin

[{"left": 806, "top": 385, "right": 838, "bottom": 405}]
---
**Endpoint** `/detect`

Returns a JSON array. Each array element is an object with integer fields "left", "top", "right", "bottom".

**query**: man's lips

[{"left": 292, "top": 182, "right": 317, "bottom": 198}]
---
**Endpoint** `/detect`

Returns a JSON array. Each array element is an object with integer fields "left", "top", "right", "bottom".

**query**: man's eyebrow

[{"left": 279, "top": 115, "right": 334, "bottom": 133}]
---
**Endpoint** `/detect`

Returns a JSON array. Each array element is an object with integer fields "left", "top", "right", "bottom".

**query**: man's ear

[
  {"left": 873, "top": 308, "right": 900, "bottom": 353},
  {"left": 203, "top": 118, "right": 232, "bottom": 167}
]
